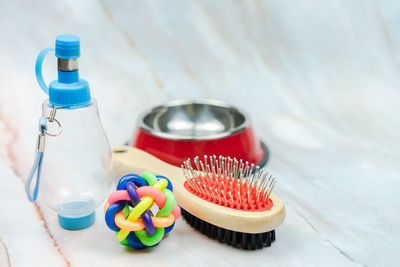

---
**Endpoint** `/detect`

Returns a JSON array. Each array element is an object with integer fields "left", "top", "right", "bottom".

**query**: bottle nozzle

[{"left": 35, "top": 34, "right": 90, "bottom": 107}]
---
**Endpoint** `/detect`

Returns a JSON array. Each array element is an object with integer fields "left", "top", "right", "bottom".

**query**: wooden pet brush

[{"left": 112, "top": 146, "right": 285, "bottom": 250}]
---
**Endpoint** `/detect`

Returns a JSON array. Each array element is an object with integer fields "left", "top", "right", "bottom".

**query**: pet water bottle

[{"left": 26, "top": 35, "right": 113, "bottom": 230}]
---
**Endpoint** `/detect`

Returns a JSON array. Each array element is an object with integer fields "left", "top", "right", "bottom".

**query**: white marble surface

[{"left": 1, "top": 1, "right": 400, "bottom": 266}]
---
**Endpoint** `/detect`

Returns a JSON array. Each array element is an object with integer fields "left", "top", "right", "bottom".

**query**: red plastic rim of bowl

[{"left": 132, "top": 127, "right": 265, "bottom": 167}]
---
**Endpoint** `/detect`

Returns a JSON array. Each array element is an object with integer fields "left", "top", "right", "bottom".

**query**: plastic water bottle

[{"left": 26, "top": 35, "right": 113, "bottom": 230}]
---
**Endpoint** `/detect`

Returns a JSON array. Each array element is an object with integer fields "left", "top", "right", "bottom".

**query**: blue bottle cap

[
  {"left": 58, "top": 211, "right": 95, "bottom": 230},
  {"left": 55, "top": 35, "right": 80, "bottom": 59},
  {"left": 48, "top": 73, "right": 91, "bottom": 107},
  {"left": 35, "top": 34, "right": 91, "bottom": 107}
]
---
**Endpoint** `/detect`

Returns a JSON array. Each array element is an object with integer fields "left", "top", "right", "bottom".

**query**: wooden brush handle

[{"left": 112, "top": 146, "right": 285, "bottom": 233}]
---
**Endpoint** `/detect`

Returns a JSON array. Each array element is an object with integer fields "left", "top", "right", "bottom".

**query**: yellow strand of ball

[{"left": 116, "top": 179, "right": 168, "bottom": 241}]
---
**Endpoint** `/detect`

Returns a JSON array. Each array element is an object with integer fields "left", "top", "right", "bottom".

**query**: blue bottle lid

[
  {"left": 55, "top": 34, "right": 80, "bottom": 59},
  {"left": 35, "top": 34, "right": 91, "bottom": 107}
]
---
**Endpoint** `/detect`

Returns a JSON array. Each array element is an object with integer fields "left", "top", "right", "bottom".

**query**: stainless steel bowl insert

[{"left": 139, "top": 99, "right": 250, "bottom": 140}]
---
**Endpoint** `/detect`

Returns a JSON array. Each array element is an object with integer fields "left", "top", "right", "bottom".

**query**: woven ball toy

[{"left": 104, "top": 171, "right": 181, "bottom": 249}]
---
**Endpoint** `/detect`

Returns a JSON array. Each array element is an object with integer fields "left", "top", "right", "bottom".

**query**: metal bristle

[{"left": 181, "top": 155, "right": 277, "bottom": 206}]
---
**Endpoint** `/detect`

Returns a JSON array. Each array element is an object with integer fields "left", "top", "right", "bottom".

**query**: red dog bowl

[{"left": 131, "top": 99, "right": 269, "bottom": 168}]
